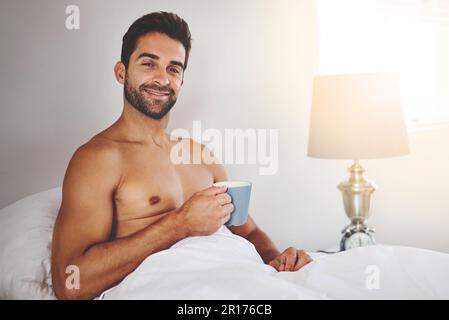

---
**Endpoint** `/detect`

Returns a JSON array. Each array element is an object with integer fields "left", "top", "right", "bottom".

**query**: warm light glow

[
  {"left": 308, "top": 73, "right": 410, "bottom": 160},
  {"left": 317, "top": 0, "right": 449, "bottom": 129}
]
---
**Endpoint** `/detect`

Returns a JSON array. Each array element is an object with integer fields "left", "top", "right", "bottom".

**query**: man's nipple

[{"left": 149, "top": 195, "right": 161, "bottom": 205}]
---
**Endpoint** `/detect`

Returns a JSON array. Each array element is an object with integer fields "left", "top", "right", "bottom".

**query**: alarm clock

[{"left": 340, "top": 224, "right": 375, "bottom": 251}]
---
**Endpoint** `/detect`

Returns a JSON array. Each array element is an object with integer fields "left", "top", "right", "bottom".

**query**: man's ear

[{"left": 114, "top": 61, "right": 126, "bottom": 84}]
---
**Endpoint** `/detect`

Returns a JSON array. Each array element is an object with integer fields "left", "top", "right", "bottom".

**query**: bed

[{"left": 1, "top": 187, "right": 448, "bottom": 299}]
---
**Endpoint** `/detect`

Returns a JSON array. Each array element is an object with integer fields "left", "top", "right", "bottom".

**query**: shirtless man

[{"left": 51, "top": 12, "right": 312, "bottom": 300}]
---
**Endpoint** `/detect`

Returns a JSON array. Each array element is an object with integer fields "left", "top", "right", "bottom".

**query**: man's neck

[{"left": 116, "top": 102, "right": 170, "bottom": 147}]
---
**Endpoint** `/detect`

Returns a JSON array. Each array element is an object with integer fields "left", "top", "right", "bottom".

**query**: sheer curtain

[{"left": 316, "top": 0, "right": 449, "bottom": 129}]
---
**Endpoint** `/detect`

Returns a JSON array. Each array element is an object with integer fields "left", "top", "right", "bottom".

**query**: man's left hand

[{"left": 268, "top": 247, "right": 313, "bottom": 272}]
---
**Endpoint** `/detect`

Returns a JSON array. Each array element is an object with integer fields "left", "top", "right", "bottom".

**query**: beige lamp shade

[{"left": 307, "top": 73, "right": 410, "bottom": 160}]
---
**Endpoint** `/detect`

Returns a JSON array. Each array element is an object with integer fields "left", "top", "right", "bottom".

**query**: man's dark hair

[{"left": 121, "top": 12, "right": 192, "bottom": 70}]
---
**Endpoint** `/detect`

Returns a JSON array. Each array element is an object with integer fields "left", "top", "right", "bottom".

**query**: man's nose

[{"left": 153, "top": 68, "right": 170, "bottom": 87}]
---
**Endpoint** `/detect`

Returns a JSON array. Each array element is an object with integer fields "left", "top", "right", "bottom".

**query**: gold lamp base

[
  {"left": 338, "top": 160, "right": 377, "bottom": 224},
  {"left": 338, "top": 160, "right": 377, "bottom": 250}
]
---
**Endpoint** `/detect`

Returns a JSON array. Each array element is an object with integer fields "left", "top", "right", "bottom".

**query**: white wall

[{"left": 1, "top": 0, "right": 448, "bottom": 253}]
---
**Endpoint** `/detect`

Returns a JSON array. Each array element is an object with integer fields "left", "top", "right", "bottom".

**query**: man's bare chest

[{"left": 113, "top": 149, "right": 214, "bottom": 226}]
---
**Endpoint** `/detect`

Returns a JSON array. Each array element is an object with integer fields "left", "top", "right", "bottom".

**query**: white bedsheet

[
  {"left": 1, "top": 188, "right": 448, "bottom": 299},
  {"left": 277, "top": 244, "right": 449, "bottom": 299},
  {"left": 100, "top": 226, "right": 449, "bottom": 300}
]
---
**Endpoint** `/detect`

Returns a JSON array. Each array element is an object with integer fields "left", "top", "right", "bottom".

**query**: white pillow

[{"left": 0, "top": 187, "right": 61, "bottom": 299}]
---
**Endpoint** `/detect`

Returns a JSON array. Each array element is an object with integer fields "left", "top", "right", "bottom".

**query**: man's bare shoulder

[
  {"left": 74, "top": 137, "right": 121, "bottom": 162},
  {"left": 66, "top": 137, "right": 123, "bottom": 182}
]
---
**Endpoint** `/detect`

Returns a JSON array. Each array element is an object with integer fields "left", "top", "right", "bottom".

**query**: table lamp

[{"left": 307, "top": 73, "right": 410, "bottom": 251}]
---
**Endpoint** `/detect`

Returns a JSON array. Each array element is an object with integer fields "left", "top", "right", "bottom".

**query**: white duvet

[
  {"left": 100, "top": 226, "right": 449, "bottom": 300},
  {"left": 1, "top": 188, "right": 448, "bottom": 299}
]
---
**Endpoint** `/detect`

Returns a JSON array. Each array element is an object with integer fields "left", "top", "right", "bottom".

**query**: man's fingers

[
  {"left": 200, "top": 185, "right": 227, "bottom": 196},
  {"left": 272, "top": 261, "right": 285, "bottom": 272},
  {"left": 269, "top": 249, "right": 313, "bottom": 272},
  {"left": 284, "top": 252, "right": 297, "bottom": 271},
  {"left": 215, "top": 193, "right": 232, "bottom": 206},
  {"left": 293, "top": 251, "right": 313, "bottom": 271},
  {"left": 222, "top": 203, "right": 234, "bottom": 215},
  {"left": 269, "top": 258, "right": 292, "bottom": 272},
  {"left": 301, "top": 250, "right": 313, "bottom": 264},
  {"left": 269, "top": 259, "right": 281, "bottom": 270},
  {"left": 293, "top": 257, "right": 308, "bottom": 271},
  {"left": 269, "top": 256, "right": 287, "bottom": 272},
  {"left": 222, "top": 213, "right": 231, "bottom": 224}
]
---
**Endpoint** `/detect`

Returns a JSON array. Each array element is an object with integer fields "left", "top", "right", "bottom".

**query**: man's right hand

[{"left": 178, "top": 185, "right": 234, "bottom": 236}]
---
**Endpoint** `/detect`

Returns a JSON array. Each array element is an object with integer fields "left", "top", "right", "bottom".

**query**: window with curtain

[{"left": 316, "top": 0, "right": 449, "bottom": 130}]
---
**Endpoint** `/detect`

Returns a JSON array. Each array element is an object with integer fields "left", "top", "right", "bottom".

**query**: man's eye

[
  {"left": 143, "top": 62, "right": 154, "bottom": 67},
  {"left": 169, "top": 67, "right": 180, "bottom": 74}
]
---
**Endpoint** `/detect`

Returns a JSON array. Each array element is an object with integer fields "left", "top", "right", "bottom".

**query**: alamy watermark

[
  {"left": 65, "top": 5, "right": 80, "bottom": 30},
  {"left": 169, "top": 121, "right": 279, "bottom": 175},
  {"left": 365, "top": 264, "right": 380, "bottom": 290},
  {"left": 65, "top": 265, "right": 80, "bottom": 290}
]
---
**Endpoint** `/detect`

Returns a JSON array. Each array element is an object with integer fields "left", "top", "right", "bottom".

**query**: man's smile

[{"left": 143, "top": 88, "right": 170, "bottom": 99}]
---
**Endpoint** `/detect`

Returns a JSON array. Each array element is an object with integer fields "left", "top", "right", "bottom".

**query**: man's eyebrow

[
  {"left": 137, "top": 52, "right": 159, "bottom": 60},
  {"left": 137, "top": 52, "right": 184, "bottom": 69},
  {"left": 170, "top": 60, "right": 184, "bottom": 70}
]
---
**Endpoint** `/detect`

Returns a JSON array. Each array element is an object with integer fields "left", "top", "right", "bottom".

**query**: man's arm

[
  {"left": 51, "top": 142, "right": 188, "bottom": 300},
  {"left": 52, "top": 141, "right": 232, "bottom": 299},
  {"left": 229, "top": 216, "right": 280, "bottom": 263},
  {"left": 206, "top": 156, "right": 280, "bottom": 263},
  {"left": 207, "top": 155, "right": 312, "bottom": 271}
]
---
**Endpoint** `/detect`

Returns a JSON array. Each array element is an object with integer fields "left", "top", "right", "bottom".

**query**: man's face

[{"left": 123, "top": 32, "right": 185, "bottom": 120}]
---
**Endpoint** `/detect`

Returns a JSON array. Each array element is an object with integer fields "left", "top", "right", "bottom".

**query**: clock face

[{"left": 345, "top": 232, "right": 374, "bottom": 250}]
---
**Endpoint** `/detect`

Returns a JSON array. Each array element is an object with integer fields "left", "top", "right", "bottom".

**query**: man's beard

[{"left": 124, "top": 76, "right": 177, "bottom": 120}]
